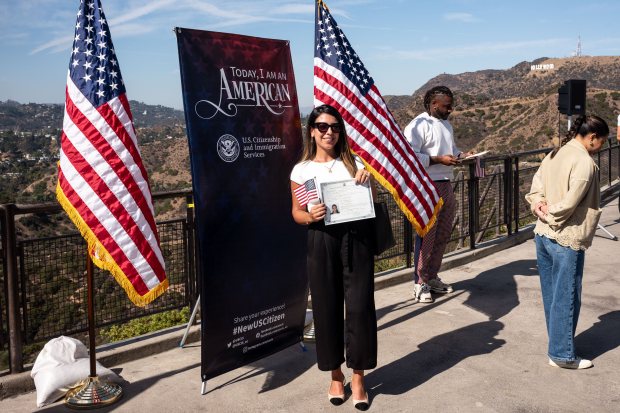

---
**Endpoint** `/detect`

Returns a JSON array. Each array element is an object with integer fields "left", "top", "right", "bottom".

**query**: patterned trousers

[{"left": 415, "top": 181, "right": 456, "bottom": 284}]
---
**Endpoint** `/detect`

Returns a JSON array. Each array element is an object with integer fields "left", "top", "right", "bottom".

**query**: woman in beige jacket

[{"left": 526, "top": 114, "right": 609, "bottom": 370}]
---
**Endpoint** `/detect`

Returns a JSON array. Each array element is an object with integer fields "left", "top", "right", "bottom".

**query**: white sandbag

[{"left": 31, "top": 336, "right": 121, "bottom": 407}]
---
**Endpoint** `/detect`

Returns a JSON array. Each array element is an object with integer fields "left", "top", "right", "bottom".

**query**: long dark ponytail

[{"left": 550, "top": 114, "right": 609, "bottom": 158}]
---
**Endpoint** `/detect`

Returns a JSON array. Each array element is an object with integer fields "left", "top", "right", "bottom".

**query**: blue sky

[{"left": 1, "top": 0, "right": 620, "bottom": 112}]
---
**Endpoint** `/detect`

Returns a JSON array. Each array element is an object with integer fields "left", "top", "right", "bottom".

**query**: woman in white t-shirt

[{"left": 290, "top": 104, "right": 375, "bottom": 411}]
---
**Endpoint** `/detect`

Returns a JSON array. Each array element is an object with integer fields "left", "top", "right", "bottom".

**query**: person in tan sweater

[{"left": 526, "top": 114, "right": 609, "bottom": 369}]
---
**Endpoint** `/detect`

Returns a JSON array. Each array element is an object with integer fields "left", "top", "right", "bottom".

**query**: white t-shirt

[
  {"left": 290, "top": 156, "right": 365, "bottom": 211},
  {"left": 403, "top": 111, "right": 460, "bottom": 181}
]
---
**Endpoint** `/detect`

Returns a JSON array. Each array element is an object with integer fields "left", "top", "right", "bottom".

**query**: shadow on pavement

[
  {"left": 575, "top": 310, "right": 620, "bottom": 360},
  {"left": 199, "top": 342, "right": 316, "bottom": 394},
  {"left": 453, "top": 259, "right": 539, "bottom": 320},
  {"left": 376, "top": 291, "right": 466, "bottom": 332},
  {"left": 247, "top": 343, "right": 316, "bottom": 394},
  {"left": 375, "top": 259, "right": 538, "bottom": 331},
  {"left": 367, "top": 320, "right": 505, "bottom": 396}
]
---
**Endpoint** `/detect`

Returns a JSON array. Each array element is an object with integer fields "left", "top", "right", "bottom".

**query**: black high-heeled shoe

[
  {"left": 352, "top": 392, "right": 369, "bottom": 411},
  {"left": 327, "top": 378, "right": 346, "bottom": 406}
]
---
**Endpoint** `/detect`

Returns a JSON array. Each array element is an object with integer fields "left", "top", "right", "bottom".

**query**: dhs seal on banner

[{"left": 217, "top": 134, "right": 240, "bottom": 162}]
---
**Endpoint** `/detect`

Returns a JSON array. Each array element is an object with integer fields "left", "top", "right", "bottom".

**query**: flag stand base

[{"left": 65, "top": 376, "right": 123, "bottom": 409}]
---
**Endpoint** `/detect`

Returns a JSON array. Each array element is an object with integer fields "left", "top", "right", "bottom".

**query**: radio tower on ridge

[{"left": 575, "top": 35, "right": 582, "bottom": 57}]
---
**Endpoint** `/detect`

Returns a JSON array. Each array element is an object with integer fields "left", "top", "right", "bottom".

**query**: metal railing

[
  {"left": 1, "top": 143, "right": 618, "bottom": 374},
  {"left": 0, "top": 190, "right": 197, "bottom": 374}
]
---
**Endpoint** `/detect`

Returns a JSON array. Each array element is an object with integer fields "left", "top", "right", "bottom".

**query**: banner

[{"left": 175, "top": 28, "right": 308, "bottom": 381}]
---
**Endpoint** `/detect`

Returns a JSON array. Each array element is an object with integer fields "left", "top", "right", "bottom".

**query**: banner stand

[
  {"left": 181, "top": 296, "right": 307, "bottom": 394},
  {"left": 179, "top": 295, "right": 201, "bottom": 348},
  {"left": 597, "top": 223, "right": 618, "bottom": 240}
]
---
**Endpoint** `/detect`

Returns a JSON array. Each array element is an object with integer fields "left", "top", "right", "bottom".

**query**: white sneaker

[
  {"left": 428, "top": 277, "right": 453, "bottom": 294},
  {"left": 548, "top": 358, "right": 593, "bottom": 369},
  {"left": 413, "top": 283, "right": 433, "bottom": 303}
]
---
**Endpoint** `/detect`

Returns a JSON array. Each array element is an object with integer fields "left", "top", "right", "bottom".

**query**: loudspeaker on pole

[{"left": 558, "top": 79, "right": 586, "bottom": 116}]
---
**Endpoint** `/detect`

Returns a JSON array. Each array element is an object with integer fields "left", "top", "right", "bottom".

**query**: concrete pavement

[{"left": 2, "top": 197, "right": 619, "bottom": 412}]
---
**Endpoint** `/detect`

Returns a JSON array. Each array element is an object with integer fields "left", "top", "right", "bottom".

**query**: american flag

[
  {"left": 313, "top": 0, "right": 442, "bottom": 236},
  {"left": 474, "top": 157, "right": 486, "bottom": 178},
  {"left": 56, "top": 0, "right": 167, "bottom": 306},
  {"left": 293, "top": 179, "right": 319, "bottom": 207}
]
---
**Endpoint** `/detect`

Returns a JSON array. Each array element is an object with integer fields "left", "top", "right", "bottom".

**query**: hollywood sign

[{"left": 531, "top": 63, "right": 555, "bottom": 71}]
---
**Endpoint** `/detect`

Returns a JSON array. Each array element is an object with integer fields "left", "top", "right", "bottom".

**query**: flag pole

[
  {"left": 87, "top": 253, "right": 96, "bottom": 377},
  {"left": 64, "top": 253, "right": 123, "bottom": 408}
]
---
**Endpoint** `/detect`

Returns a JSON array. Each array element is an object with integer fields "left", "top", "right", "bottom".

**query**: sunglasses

[{"left": 313, "top": 122, "right": 342, "bottom": 133}]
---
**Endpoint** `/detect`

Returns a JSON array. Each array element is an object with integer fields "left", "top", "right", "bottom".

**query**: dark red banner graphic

[{"left": 175, "top": 28, "right": 308, "bottom": 382}]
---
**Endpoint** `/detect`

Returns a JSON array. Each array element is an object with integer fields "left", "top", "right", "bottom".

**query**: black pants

[{"left": 307, "top": 219, "right": 377, "bottom": 371}]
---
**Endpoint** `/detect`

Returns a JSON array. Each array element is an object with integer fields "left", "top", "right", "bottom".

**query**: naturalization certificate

[{"left": 320, "top": 179, "right": 375, "bottom": 225}]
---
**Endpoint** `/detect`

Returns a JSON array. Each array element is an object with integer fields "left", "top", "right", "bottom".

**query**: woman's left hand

[
  {"left": 534, "top": 201, "right": 548, "bottom": 221},
  {"left": 355, "top": 169, "right": 371, "bottom": 184}
]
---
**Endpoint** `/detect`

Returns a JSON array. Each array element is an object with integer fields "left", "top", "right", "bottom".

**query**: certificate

[
  {"left": 320, "top": 179, "right": 375, "bottom": 225},
  {"left": 463, "top": 150, "right": 489, "bottom": 159}
]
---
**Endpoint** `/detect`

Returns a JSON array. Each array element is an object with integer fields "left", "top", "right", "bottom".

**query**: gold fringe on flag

[
  {"left": 357, "top": 156, "right": 443, "bottom": 238},
  {"left": 56, "top": 182, "right": 168, "bottom": 307}
]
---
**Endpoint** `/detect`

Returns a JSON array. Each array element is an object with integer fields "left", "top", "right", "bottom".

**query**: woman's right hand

[
  {"left": 308, "top": 203, "right": 327, "bottom": 223},
  {"left": 534, "top": 201, "right": 548, "bottom": 222},
  {"left": 431, "top": 154, "right": 458, "bottom": 166}
]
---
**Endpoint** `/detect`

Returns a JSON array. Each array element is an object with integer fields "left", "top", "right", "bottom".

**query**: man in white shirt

[{"left": 403, "top": 86, "right": 472, "bottom": 303}]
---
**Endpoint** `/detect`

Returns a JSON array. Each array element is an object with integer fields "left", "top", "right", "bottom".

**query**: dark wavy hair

[
  {"left": 423, "top": 86, "right": 454, "bottom": 112},
  {"left": 551, "top": 114, "right": 609, "bottom": 158},
  {"left": 302, "top": 104, "right": 358, "bottom": 177}
]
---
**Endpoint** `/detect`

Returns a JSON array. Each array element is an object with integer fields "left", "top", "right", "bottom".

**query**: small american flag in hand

[
  {"left": 293, "top": 179, "right": 318, "bottom": 207},
  {"left": 474, "top": 157, "right": 486, "bottom": 178}
]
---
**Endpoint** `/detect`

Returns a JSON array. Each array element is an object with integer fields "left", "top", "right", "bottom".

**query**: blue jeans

[{"left": 535, "top": 235, "right": 585, "bottom": 362}]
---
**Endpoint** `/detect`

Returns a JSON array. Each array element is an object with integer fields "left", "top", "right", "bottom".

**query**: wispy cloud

[
  {"left": 110, "top": 0, "right": 177, "bottom": 26},
  {"left": 109, "top": 23, "right": 157, "bottom": 38},
  {"left": 443, "top": 12, "right": 479, "bottom": 23},
  {"left": 27, "top": 0, "right": 341, "bottom": 54},
  {"left": 30, "top": 36, "right": 72, "bottom": 55},
  {"left": 378, "top": 38, "right": 568, "bottom": 61},
  {"left": 0, "top": 32, "right": 29, "bottom": 43},
  {"left": 579, "top": 37, "right": 620, "bottom": 55},
  {"left": 271, "top": 4, "right": 314, "bottom": 15},
  {"left": 183, "top": 0, "right": 255, "bottom": 20},
  {"left": 29, "top": 0, "right": 173, "bottom": 54}
]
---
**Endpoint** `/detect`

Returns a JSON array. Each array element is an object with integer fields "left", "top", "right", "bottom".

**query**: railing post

[
  {"left": 0, "top": 208, "right": 6, "bottom": 351},
  {"left": 404, "top": 219, "right": 413, "bottom": 268},
  {"left": 467, "top": 162, "right": 478, "bottom": 249},
  {"left": 458, "top": 172, "right": 466, "bottom": 248},
  {"left": 503, "top": 157, "right": 513, "bottom": 235},
  {"left": 513, "top": 157, "right": 520, "bottom": 233},
  {"left": 597, "top": 151, "right": 602, "bottom": 185},
  {"left": 1, "top": 204, "right": 24, "bottom": 373},
  {"left": 185, "top": 194, "right": 197, "bottom": 306},
  {"left": 607, "top": 141, "right": 612, "bottom": 186}
]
